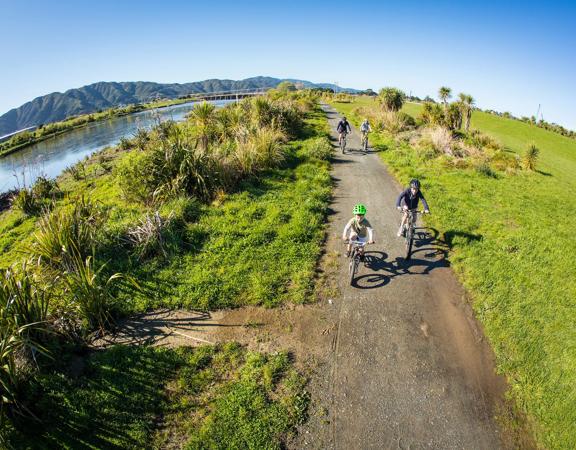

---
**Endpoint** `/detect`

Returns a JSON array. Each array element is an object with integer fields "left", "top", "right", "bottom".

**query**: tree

[
  {"left": 438, "top": 86, "right": 452, "bottom": 108},
  {"left": 458, "top": 93, "right": 475, "bottom": 131},
  {"left": 444, "top": 103, "right": 463, "bottom": 130},
  {"left": 276, "top": 81, "right": 297, "bottom": 92},
  {"left": 378, "top": 87, "right": 405, "bottom": 112},
  {"left": 420, "top": 102, "right": 444, "bottom": 126}
]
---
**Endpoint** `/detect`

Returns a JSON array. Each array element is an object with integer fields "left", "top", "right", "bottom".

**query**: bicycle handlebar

[
  {"left": 344, "top": 240, "right": 371, "bottom": 245},
  {"left": 398, "top": 209, "right": 429, "bottom": 214}
]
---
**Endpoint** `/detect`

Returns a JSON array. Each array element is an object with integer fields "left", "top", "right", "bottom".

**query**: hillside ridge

[{"left": 0, "top": 76, "right": 355, "bottom": 136}]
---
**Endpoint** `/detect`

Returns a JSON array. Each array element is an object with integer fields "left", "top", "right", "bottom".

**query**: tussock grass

[{"left": 332, "top": 96, "right": 576, "bottom": 450}]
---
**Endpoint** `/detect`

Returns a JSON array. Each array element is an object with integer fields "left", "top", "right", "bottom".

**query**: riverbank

[
  {"left": 1, "top": 91, "right": 332, "bottom": 447},
  {"left": 0, "top": 97, "right": 193, "bottom": 158}
]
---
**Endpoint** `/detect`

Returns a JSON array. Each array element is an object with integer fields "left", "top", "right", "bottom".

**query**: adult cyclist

[
  {"left": 360, "top": 118, "right": 371, "bottom": 149},
  {"left": 337, "top": 116, "right": 352, "bottom": 148},
  {"left": 396, "top": 179, "right": 430, "bottom": 237}
]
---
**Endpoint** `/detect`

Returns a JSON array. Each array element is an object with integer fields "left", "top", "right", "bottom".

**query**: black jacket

[
  {"left": 396, "top": 188, "right": 429, "bottom": 210},
  {"left": 337, "top": 120, "right": 351, "bottom": 133}
]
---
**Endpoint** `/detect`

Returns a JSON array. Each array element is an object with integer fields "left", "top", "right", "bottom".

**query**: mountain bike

[
  {"left": 346, "top": 239, "right": 367, "bottom": 285},
  {"left": 361, "top": 131, "right": 369, "bottom": 151},
  {"left": 339, "top": 132, "right": 348, "bottom": 154},
  {"left": 400, "top": 210, "right": 427, "bottom": 260}
]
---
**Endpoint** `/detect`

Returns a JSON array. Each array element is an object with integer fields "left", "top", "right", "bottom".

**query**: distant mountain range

[{"left": 0, "top": 77, "right": 356, "bottom": 136}]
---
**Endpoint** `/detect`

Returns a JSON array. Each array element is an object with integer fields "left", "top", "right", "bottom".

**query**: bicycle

[
  {"left": 361, "top": 131, "right": 369, "bottom": 151},
  {"left": 400, "top": 209, "right": 427, "bottom": 260},
  {"left": 339, "top": 132, "right": 348, "bottom": 154},
  {"left": 345, "top": 239, "right": 368, "bottom": 285}
]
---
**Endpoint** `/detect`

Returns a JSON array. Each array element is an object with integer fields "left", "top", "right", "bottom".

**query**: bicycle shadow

[
  {"left": 349, "top": 227, "right": 451, "bottom": 289},
  {"left": 350, "top": 250, "right": 408, "bottom": 289},
  {"left": 401, "top": 226, "right": 450, "bottom": 272}
]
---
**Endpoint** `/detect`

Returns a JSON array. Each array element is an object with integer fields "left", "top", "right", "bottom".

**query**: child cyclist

[
  {"left": 396, "top": 179, "right": 430, "bottom": 237},
  {"left": 342, "top": 203, "right": 375, "bottom": 259}
]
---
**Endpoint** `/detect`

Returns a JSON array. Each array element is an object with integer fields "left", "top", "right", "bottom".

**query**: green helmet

[{"left": 353, "top": 204, "right": 367, "bottom": 215}]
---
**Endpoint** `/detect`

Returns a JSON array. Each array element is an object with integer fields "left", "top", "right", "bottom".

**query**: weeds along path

[{"left": 300, "top": 104, "right": 508, "bottom": 449}]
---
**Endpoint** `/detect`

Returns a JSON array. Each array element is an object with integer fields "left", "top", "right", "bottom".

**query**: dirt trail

[
  {"left": 294, "top": 105, "right": 508, "bottom": 449},
  {"left": 100, "top": 105, "right": 514, "bottom": 449}
]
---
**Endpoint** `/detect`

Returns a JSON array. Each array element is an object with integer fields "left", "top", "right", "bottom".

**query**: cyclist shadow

[
  {"left": 350, "top": 227, "right": 451, "bottom": 288},
  {"left": 351, "top": 250, "right": 407, "bottom": 289},
  {"left": 401, "top": 227, "right": 450, "bottom": 273}
]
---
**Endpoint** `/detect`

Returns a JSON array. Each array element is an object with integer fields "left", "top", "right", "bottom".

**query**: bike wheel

[
  {"left": 405, "top": 227, "right": 414, "bottom": 260},
  {"left": 349, "top": 253, "right": 358, "bottom": 285}
]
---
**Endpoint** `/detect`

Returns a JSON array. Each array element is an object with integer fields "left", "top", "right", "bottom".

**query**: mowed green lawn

[{"left": 332, "top": 97, "right": 576, "bottom": 449}]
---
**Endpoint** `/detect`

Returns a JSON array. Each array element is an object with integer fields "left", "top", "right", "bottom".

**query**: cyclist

[
  {"left": 360, "top": 118, "right": 371, "bottom": 148},
  {"left": 342, "top": 203, "right": 374, "bottom": 260},
  {"left": 396, "top": 179, "right": 430, "bottom": 237},
  {"left": 337, "top": 116, "right": 352, "bottom": 147}
]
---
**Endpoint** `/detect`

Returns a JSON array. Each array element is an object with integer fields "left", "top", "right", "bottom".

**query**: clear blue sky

[{"left": 1, "top": 0, "right": 575, "bottom": 129}]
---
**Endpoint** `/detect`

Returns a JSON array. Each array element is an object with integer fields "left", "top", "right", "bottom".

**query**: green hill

[{"left": 0, "top": 77, "right": 354, "bottom": 136}]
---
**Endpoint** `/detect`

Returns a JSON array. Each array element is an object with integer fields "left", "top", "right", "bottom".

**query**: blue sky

[{"left": 1, "top": 0, "right": 575, "bottom": 128}]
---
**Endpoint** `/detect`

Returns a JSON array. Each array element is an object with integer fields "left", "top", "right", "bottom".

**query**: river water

[{"left": 0, "top": 100, "right": 230, "bottom": 192}]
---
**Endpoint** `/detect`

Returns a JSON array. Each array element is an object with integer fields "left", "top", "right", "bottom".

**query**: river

[{"left": 0, "top": 100, "right": 231, "bottom": 192}]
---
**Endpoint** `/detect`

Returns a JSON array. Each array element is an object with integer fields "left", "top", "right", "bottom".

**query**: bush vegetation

[{"left": 0, "top": 90, "right": 328, "bottom": 442}]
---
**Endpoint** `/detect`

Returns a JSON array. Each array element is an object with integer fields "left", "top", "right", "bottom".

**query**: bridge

[{"left": 176, "top": 87, "right": 269, "bottom": 102}]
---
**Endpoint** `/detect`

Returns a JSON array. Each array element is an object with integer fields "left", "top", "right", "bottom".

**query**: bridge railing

[{"left": 180, "top": 87, "right": 269, "bottom": 100}]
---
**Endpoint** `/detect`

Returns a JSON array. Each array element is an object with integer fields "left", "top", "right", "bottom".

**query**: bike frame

[
  {"left": 361, "top": 131, "right": 369, "bottom": 150},
  {"left": 339, "top": 132, "right": 348, "bottom": 153},
  {"left": 347, "top": 240, "right": 367, "bottom": 285},
  {"left": 401, "top": 210, "right": 424, "bottom": 260}
]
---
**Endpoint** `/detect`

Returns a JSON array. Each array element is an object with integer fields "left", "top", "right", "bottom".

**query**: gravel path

[{"left": 299, "top": 105, "right": 507, "bottom": 449}]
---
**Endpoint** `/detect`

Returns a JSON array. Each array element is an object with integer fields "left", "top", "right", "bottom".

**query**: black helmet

[{"left": 410, "top": 179, "right": 421, "bottom": 189}]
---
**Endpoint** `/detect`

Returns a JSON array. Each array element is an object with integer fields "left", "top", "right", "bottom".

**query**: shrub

[
  {"left": 11, "top": 189, "right": 39, "bottom": 215},
  {"left": 32, "top": 176, "right": 58, "bottom": 199},
  {"left": 118, "top": 136, "right": 132, "bottom": 151},
  {"left": 63, "top": 161, "right": 86, "bottom": 180},
  {"left": 62, "top": 248, "right": 123, "bottom": 334},
  {"left": 126, "top": 211, "right": 176, "bottom": 260},
  {"left": 31, "top": 197, "right": 105, "bottom": 270},
  {"left": 466, "top": 130, "right": 502, "bottom": 152},
  {"left": 378, "top": 87, "right": 405, "bottom": 112},
  {"left": 378, "top": 111, "right": 415, "bottom": 134},
  {"left": 303, "top": 137, "right": 333, "bottom": 160},
  {"left": 523, "top": 143, "right": 539, "bottom": 171},
  {"left": 475, "top": 162, "right": 498, "bottom": 178},
  {"left": 418, "top": 126, "right": 454, "bottom": 156},
  {"left": 132, "top": 128, "right": 150, "bottom": 151},
  {"left": 115, "top": 151, "right": 157, "bottom": 204},
  {"left": 0, "top": 264, "right": 51, "bottom": 425},
  {"left": 420, "top": 102, "right": 444, "bottom": 126}
]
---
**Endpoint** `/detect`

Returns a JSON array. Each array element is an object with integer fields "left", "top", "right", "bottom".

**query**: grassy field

[
  {"left": 0, "top": 106, "right": 332, "bottom": 313},
  {"left": 1, "top": 97, "right": 329, "bottom": 447},
  {"left": 7, "top": 343, "right": 308, "bottom": 449},
  {"left": 332, "top": 96, "right": 576, "bottom": 449}
]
